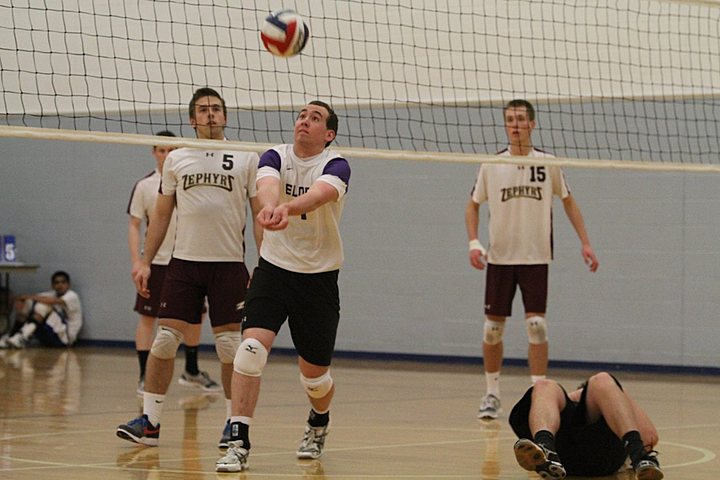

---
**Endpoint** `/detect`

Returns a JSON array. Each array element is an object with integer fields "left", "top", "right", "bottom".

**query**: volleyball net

[{"left": 1, "top": 0, "right": 719, "bottom": 171}]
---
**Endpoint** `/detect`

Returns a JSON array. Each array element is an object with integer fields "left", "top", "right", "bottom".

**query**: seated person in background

[{"left": 0, "top": 270, "right": 82, "bottom": 349}]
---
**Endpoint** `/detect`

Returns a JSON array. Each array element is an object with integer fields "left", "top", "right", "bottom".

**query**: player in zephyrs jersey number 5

[{"left": 118, "top": 87, "right": 262, "bottom": 451}]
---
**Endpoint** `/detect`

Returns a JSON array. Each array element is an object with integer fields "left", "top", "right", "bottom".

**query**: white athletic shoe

[
  {"left": 6, "top": 333, "right": 26, "bottom": 349},
  {"left": 177, "top": 370, "right": 221, "bottom": 393},
  {"left": 296, "top": 423, "right": 329, "bottom": 459},
  {"left": 478, "top": 393, "right": 501, "bottom": 419},
  {"left": 216, "top": 440, "right": 249, "bottom": 472}
]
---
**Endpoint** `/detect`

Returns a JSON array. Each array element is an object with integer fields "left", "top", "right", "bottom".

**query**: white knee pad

[
  {"left": 20, "top": 321, "right": 37, "bottom": 338},
  {"left": 32, "top": 301, "right": 53, "bottom": 319},
  {"left": 300, "top": 371, "right": 334, "bottom": 399},
  {"left": 19, "top": 299, "right": 33, "bottom": 316},
  {"left": 150, "top": 325, "right": 184, "bottom": 359},
  {"left": 526, "top": 315, "right": 548, "bottom": 345},
  {"left": 215, "top": 330, "right": 242, "bottom": 363},
  {"left": 483, "top": 318, "right": 505, "bottom": 345},
  {"left": 233, "top": 338, "right": 268, "bottom": 377}
]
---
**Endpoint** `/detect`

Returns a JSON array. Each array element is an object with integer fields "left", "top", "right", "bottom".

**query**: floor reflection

[
  {"left": 479, "top": 418, "right": 501, "bottom": 479},
  {"left": 0, "top": 348, "right": 82, "bottom": 416},
  {"left": 117, "top": 390, "right": 220, "bottom": 480}
]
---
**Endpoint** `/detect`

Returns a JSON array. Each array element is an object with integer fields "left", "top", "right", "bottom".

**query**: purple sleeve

[
  {"left": 259, "top": 149, "right": 282, "bottom": 171},
  {"left": 322, "top": 158, "right": 351, "bottom": 187}
]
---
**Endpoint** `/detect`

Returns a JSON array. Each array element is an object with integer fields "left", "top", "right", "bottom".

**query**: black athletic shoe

[
  {"left": 634, "top": 451, "right": 664, "bottom": 480},
  {"left": 513, "top": 438, "right": 566, "bottom": 480}
]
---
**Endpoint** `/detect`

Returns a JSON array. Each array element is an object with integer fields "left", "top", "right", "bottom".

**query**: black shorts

[
  {"left": 133, "top": 264, "right": 168, "bottom": 317},
  {"left": 244, "top": 257, "right": 340, "bottom": 367},
  {"left": 484, "top": 263, "right": 548, "bottom": 316},
  {"left": 34, "top": 322, "right": 67, "bottom": 347},
  {"left": 509, "top": 377, "right": 627, "bottom": 476},
  {"left": 158, "top": 258, "right": 249, "bottom": 327}
]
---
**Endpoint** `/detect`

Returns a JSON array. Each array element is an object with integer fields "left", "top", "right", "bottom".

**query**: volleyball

[{"left": 260, "top": 10, "right": 310, "bottom": 57}]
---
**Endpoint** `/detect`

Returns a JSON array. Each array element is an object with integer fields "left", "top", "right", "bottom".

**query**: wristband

[{"left": 469, "top": 239, "right": 487, "bottom": 255}]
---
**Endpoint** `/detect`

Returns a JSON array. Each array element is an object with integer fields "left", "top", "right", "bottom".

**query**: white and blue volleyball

[{"left": 260, "top": 9, "right": 310, "bottom": 57}]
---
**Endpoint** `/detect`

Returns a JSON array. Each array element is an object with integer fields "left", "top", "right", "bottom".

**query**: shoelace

[
  {"left": 633, "top": 449, "right": 661, "bottom": 471},
  {"left": 640, "top": 450, "right": 660, "bottom": 464},
  {"left": 128, "top": 416, "right": 146, "bottom": 427},
  {"left": 199, "top": 371, "right": 219, "bottom": 385},
  {"left": 481, "top": 396, "right": 499, "bottom": 409},
  {"left": 300, "top": 427, "right": 326, "bottom": 449}
]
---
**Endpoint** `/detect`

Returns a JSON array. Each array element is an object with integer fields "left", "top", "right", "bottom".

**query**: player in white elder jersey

[
  {"left": 117, "top": 87, "right": 262, "bottom": 448},
  {"left": 465, "top": 99, "right": 599, "bottom": 420},
  {"left": 216, "top": 101, "right": 351, "bottom": 472},
  {"left": 127, "top": 130, "right": 220, "bottom": 396}
]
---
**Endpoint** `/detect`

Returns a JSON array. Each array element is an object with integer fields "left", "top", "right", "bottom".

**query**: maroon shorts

[
  {"left": 133, "top": 264, "right": 168, "bottom": 317},
  {"left": 484, "top": 263, "right": 548, "bottom": 316},
  {"left": 158, "top": 258, "right": 249, "bottom": 327}
]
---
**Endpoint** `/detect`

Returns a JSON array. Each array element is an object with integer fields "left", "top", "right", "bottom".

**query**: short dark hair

[
  {"left": 189, "top": 87, "right": 227, "bottom": 119},
  {"left": 308, "top": 100, "right": 339, "bottom": 147},
  {"left": 504, "top": 99, "right": 535, "bottom": 121},
  {"left": 51, "top": 271, "right": 70, "bottom": 284},
  {"left": 153, "top": 130, "right": 176, "bottom": 148}
]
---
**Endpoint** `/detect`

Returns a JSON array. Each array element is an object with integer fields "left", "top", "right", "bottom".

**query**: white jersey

[
  {"left": 161, "top": 147, "right": 259, "bottom": 262},
  {"left": 257, "top": 144, "right": 351, "bottom": 273},
  {"left": 471, "top": 148, "right": 570, "bottom": 264},
  {"left": 127, "top": 169, "right": 176, "bottom": 265},
  {"left": 38, "top": 289, "right": 83, "bottom": 345}
]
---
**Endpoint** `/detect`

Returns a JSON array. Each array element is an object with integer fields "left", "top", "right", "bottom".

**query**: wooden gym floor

[{"left": 0, "top": 346, "right": 717, "bottom": 479}]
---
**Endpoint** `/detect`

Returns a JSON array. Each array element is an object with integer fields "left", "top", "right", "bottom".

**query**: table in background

[{"left": 0, "top": 262, "right": 40, "bottom": 333}]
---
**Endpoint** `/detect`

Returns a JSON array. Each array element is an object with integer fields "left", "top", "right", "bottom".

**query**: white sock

[
  {"left": 485, "top": 371, "right": 500, "bottom": 397},
  {"left": 231, "top": 415, "right": 252, "bottom": 425},
  {"left": 20, "top": 322, "right": 37, "bottom": 339},
  {"left": 143, "top": 392, "right": 166, "bottom": 426},
  {"left": 531, "top": 374, "right": 546, "bottom": 384},
  {"left": 226, "top": 398, "right": 233, "bottom": 420}
]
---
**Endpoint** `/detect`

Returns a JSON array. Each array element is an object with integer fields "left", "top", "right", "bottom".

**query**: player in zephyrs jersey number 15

[{"left": 466, "top": 98, "right": 599, "bottom": 422}]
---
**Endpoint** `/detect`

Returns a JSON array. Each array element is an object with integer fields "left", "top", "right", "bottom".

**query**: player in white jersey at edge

[
  {"left": 117, "top": 87, "right": 262, "bottom": 448},
  {"left": 127, "top": 130, "right": 220, "bottom": 396},
  {"left": 465, "top": 99, "right": 599, "bottom": 420},
  {"left": 216, "top": 101, "right": 351, "bottom": 472}
]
